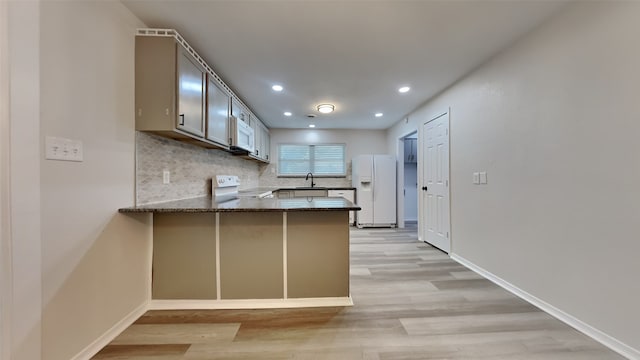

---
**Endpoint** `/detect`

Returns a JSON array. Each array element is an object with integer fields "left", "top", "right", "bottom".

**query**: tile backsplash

[
  {"left": 136, "top": 132, "right": 260, "bottom": 205},
  {"left": 136, "top": 132, "right": 354, "bottom": 205}
]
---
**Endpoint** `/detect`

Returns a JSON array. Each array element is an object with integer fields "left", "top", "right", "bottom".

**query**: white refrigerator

[{"left": 352, "top": 154, "right": 397, "bottom": 228}]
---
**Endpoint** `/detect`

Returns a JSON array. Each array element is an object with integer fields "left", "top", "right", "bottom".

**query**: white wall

[
  {"left": 7, "top": 2, "right": 42, "bottom": 359},
  {"left": 388, "top": 2, "right": 640, "bottom": 356},
  {"left": 39, "top": 2, "right": 151, "bottom": 360},
  {"left": 260, "top": 129, "right": 388, "bottom": 188},
  {"left": 1, "top": 2, "right": 11, "bottom": 359}
]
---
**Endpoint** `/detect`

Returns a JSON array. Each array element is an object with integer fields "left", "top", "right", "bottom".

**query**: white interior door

[{"left": 422, "top": 112, "right": 450, "bottom": 253}]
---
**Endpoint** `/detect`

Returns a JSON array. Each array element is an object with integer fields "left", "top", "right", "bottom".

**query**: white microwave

[{"left": 229, "top": 116, "right": 254, "bottom": 153}]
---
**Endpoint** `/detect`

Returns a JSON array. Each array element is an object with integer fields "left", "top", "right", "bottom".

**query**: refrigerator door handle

[{"left": 372, "top": 157, "right": 375, "bottom": 202}]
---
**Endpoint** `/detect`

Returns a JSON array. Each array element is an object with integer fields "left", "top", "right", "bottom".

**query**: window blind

[{"left": 278, "top": 144, "right": 346, "bottom": 176}]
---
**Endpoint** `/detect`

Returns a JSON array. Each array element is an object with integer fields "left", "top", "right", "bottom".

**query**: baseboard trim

[
  {"left": 450, "top": 254, "right": 640, "bottom": 360},
  {"left": 149, "top": 296, "right": 353, "bottom": 310},
  {"left": 71, "top": 301, "right": 148, "bottom": 360}
]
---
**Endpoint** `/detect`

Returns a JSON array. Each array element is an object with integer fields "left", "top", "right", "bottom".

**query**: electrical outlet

[
  {"left": 45, "top": 136, "right": 83, "bottom": 162},
  {"left": 163, "top": 170, "right": 170, "bottom": 184}
]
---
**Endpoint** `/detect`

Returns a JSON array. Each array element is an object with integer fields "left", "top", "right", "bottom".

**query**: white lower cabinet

[{"left": 328, "top": 190, "right": 355, "bottom": 225}]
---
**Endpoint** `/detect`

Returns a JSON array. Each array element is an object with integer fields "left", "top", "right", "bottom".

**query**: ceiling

[{"left": 122, "top": 1, "right": 566, "bottom": 130}]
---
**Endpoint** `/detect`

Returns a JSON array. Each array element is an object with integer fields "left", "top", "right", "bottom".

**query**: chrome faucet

[{"left": 305, "top": 172, "right": 316, "bottom": 188}]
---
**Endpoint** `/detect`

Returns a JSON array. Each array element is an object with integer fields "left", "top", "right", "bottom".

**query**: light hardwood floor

[{"left": 92, "top": 226, "right": 625, "bottom": 359}]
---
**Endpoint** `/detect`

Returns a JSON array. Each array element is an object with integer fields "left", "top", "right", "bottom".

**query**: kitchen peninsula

[{"left": 119, "top": 195, "right": 360, "bottom": 309}]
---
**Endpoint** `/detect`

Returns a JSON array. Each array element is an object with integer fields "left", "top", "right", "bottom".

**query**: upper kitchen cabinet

[
  {"left": 134, "top": 29, "right": 271, "bottom": 156},
  {"left": 231, "top": 98, "right": 250, "bottom": 124},
  {"left": 206, "top": 75, "right": 231, "bottom": 147},
  {"left": 176, "top": 46, "right": 206, "bottom": 137},
  {"left": 135, "top": 36, "right": 210, "bottom": 142},
  {"left": 259, "top": 121, "right": 271, "bottom": 162},
  {"left": 250, "top": 117, "right": 271, "bottom": 162}
]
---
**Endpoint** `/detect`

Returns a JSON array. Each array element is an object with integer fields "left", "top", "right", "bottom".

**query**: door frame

[
  {"left": 419, "top": 109, "right": 451, "bottom": 252},
  {"left": 396, "top": 129, "right": 418, "bottom": 229}
]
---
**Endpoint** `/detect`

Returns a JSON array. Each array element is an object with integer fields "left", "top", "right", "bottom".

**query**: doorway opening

[{"left": 397, "top": 131, "right": 418, "bottom": 229}]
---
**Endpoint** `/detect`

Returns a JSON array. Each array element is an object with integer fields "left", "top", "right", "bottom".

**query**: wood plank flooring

[{"left": 92, "top": 226, "right": 625, "bottom": 359}]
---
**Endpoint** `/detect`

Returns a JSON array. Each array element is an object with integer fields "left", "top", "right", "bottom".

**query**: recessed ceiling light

[
  {"left": 398, "top": 86, "right": 410, "bottom": 93},
  {"left": 375, "top": 112, "right": 383, "bottom": 117},
  {"left": 317, "top": 104, "right": 335, "bottom": 114},
  {"left": 284, "top": 112, "right": 292, "bottom": 116},
  {"left": 309, "top": 124, "right": 316, "bottom": 128},
  {"left": 272, "top": 84, "right": 283, "bottom": 92}
]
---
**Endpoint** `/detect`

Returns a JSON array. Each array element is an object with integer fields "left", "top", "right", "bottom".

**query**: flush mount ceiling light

[
  {"left": 375, "top": 112, "right": 383, "bottom": 117},
  {"left": 398, "top": 86, "right": 410, "bottom": 93},
  {"left": 309, "top": 124, "right": 316, "bottom": 128},
  {"left": 284, "top": 112, "right": 292, "bottom": 116},
  {"left": 272, "top": 84, "right": 283, "bottom": 92},
  {"left": 317, "top": 104, "right": 335, "bottom": 114}
]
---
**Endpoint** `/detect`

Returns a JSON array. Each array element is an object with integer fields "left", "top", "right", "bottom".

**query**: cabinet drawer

[{"left": 328, "top": 190, "right": 354, "bottom": 202}]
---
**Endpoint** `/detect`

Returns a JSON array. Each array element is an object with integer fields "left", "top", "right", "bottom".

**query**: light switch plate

[
  {"left": 473, "top": 172, "right": 480, "bottom": 184},
  {"left": 163, "top": 170, "right": 170, "bottom": 184},
  {"left": 45, "top": 136, "right": 83, "bottom": 162},
  {"left": 479, "top": 171, "right": 487, "bottom": 184}
]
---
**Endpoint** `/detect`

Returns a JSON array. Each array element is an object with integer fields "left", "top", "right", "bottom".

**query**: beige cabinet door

[
  {"left": 206, "top": 76, "right": 230, "bottom": 146},
  {"left": 176, "top": 46, "right": 205, "bottom": 137},
  {"left": 262, "top": 125, "right": 270, "bottom": 162}
]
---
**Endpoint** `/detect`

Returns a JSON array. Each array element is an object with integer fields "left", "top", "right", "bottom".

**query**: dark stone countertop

[{"left": 119, "top": 195, "right": 361, "bottom": 213}]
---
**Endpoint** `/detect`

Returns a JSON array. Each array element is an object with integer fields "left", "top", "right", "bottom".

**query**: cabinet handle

[
  {"left": 179, "top": 114, "right": 185, "bottom": 126},
  {"left": 256, "top": 149, "right": 259, "bottom": 155},
  {"left": 422, "top": 186, "right": 428, "bottom": 191}
]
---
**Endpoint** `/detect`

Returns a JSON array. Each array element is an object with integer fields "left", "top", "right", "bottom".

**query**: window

[{"left": 278, "top": 144, "right": 346, "bottom": 176}]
